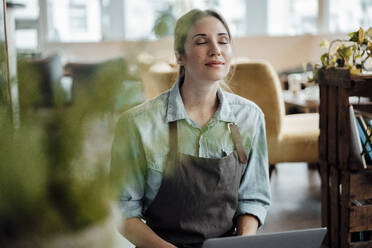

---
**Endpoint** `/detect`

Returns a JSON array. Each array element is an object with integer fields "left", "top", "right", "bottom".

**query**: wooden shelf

[
  {"left": 318, "top": 68, "right": 372, "bottom": 248},
  {"left": 350, "top": 241, "right": 372, "bottom": 248},
  {"left": 350, "top": 73, "right": 372, "bottom": 80}
]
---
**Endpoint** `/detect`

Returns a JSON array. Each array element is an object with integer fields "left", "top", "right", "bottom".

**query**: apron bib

[{"left": 144, "top": 121, "right": 247, "bottom": 248}]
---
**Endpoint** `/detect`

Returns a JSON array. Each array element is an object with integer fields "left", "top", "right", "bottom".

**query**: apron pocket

[{"left": 217, "top": 154, "right": 242, "bottom": 192}]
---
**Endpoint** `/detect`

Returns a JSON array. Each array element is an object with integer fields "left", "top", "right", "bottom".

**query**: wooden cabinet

[{"left": 318, "top": 68, "right": 372, "bottom": 248}]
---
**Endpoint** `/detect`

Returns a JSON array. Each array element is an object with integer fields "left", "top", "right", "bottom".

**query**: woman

[{"left": 111, "top": 9, "right": 271, "bottom": 248}]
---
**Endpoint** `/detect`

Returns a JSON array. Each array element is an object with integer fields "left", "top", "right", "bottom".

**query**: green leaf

[
  {"left": 320, "top": 39, "right": 330, "bottom": 49},
  {"left": 320, "top": 53, "right": 329, "bottom": 66},
  {"left": 367, "top": 27, "right": 372, "bottom": 39},
  {"left": 358, "top": 27, "right": 365, "bottom": 44},
  {"left": 337, "top": 46, "right": 353, "bottom": 61},
  {"left": 331, "top": 56, "right": 337, "bottom": 64},
  {"left": 349, "top": 31, "right": 358, "bottom": 42}
]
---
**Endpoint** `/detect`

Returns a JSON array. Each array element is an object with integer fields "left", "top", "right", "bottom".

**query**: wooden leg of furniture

[
  {"left": 269, "top": 164, "right": 276, "bottom": 179},
  {"left": 340, "top": 172, "right": 350, "bottom": 248},
  {"left": 330, "top": 166, "right": 340, "bottom": 248}
]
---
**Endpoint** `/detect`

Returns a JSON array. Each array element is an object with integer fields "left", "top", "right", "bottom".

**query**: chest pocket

[{"left": 222, "top": 145, "right": 234, "bottom": 158}]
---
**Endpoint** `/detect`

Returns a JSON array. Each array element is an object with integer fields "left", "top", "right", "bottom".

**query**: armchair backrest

[
  {"left": 137, "top": 53, "right": 177, "bottom": 99},
  {"left": 148, "top": 62, "right": 178, "bottom": 96},
  {"left": 228, "top": 60, "right": 285, "bottom": 138},
  {"left": 137, "top": 53, "right": 158, "bottom": 99}
]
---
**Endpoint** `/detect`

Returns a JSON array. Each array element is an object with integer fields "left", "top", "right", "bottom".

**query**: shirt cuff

[
  {"left": 119, "top": 200, "right": 143, "bottom": 220},
  {"left": 236, "top": 201, "right": 269, "bottom": 228}
]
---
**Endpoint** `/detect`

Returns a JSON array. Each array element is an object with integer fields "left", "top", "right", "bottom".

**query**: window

[
  {"left": 14, "top": 0, "right": 372, "bottom": 44},
  {"left": 14, "top": 0, "right": 39, "bottom": 19},
  {"left": 16, "top": 29, "right": 38, "bottom": 50},
  {"left": 124, "top": 0, "right": 247, "bottom": 40},
  {"left": 204, "top": 0, "right": 246, "bottom": 37},
  {"left": 268, "top": 0, "right": 318, "bottom": 36},
  {"left": 329, "top": 0, "right": 372, "bottom": 33},
  {"left": 125, "top": 0, "right": 318, "bottom": 38},
  {"left": 69, "top": 0, "right": 88, "bottom": 33},
  {"left": 14, "top": 0, "right": 39, "bottom": 50},
  {"left": 47, "top": 0, "right": 101, "bottom": 42},
  {"left": 124, "top": 0, "right": 167, "bottom": 40}
]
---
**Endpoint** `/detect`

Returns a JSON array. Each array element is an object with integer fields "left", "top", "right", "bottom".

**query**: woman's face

[{"left": 180, "top": 16, "right": 232, "bottom": 84}]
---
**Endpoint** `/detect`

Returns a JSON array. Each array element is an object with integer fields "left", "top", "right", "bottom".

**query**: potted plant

[{"left": 312, "top": 27, "right": 372, "bottom": 82}]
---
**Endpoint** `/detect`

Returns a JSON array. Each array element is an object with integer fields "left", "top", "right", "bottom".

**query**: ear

[{"left": 175, "top": 51, "right": 185, "bottom": 66}]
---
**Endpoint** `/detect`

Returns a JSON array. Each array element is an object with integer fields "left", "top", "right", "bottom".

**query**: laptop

[{"left": 202, "top": 228, "right": 327, "bottom": 248}]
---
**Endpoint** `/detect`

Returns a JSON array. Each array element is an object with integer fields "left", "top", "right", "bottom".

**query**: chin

[{"left": 205, "top": 72, "right": 227, "bottom": 82}]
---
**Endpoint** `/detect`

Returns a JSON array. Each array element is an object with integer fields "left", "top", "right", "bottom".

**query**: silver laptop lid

[{"left": 202, "top": 228, "right": 327, "bottom": 248}]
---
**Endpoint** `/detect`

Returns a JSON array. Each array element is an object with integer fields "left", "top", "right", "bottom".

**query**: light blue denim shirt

[{"left": 111, "top": 80, "right": 271, "bottom": 226}]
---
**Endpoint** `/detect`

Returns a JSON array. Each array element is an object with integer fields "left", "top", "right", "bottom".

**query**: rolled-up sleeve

[
  {"left": 110, "top": 112, "right": 147, "bottom": 220},
  {"left": 236, "top": 113, "right": 271, "bottom": 227}
]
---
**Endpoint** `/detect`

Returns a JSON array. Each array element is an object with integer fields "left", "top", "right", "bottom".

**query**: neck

[
  {"left": 180, "top": 76, "right": 219, "bottom": 128},
  {"left": 181, "top": 76, "right": 219, "bottom": 109}
]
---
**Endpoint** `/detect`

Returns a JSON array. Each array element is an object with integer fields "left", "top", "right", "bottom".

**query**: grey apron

[{"left": 144, "top": 121, "right": 248, "bottom": 248}]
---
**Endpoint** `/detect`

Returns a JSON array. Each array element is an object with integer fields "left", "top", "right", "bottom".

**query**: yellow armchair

[
  {"left": 148, "top": 62, "right": 177, "bottom": 95},
  {"left": 229, "top": 60, "right": 319, "bottom": 167},
  {"left": 137, "top": 53, "right": 177, "bottom": 100}
]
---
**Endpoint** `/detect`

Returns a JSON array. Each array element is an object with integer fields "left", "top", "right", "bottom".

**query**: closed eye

[
  {"left": 218, "top": 37, "right": 230, "bottom": 44},
  {"left": 218, "top": 34, "right": 230, "bottom": 44},
  {"left": 195, "top": 38, "right": 208, "bottom": 45},
  {"left": 196, "top": 41, "right": 229, "bottom": 45}
]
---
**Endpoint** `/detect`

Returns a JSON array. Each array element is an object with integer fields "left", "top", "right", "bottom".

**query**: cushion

[{"left": 268, "top": 113, "right": 319, "bottom": 164}]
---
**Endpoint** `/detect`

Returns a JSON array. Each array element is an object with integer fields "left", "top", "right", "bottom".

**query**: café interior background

[{"left": 2, "top": 0, "right": 372, "bottom": 247}]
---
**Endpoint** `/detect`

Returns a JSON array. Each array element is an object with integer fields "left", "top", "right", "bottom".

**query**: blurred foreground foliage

[{"left": 0, "top": 58, "right": 135, "bottom": 244}]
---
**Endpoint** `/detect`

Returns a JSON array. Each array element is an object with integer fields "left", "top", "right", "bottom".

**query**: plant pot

[{"left": 350, "top": 68, "right": 361, "bottom": 75}]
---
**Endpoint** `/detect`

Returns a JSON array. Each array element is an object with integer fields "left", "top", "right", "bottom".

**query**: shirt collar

[
  {"left": 166, "top": 79, "right": 188, "bottom": 123},
  {"left": 215, "top": 86, "right": 237, "bottom": 123},
  {"left": 166, "top": 79, "right": 237, "bottom": 123}
]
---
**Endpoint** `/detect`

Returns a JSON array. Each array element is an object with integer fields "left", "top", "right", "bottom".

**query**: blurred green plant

[
  {"left": 0, "top": 58, "right": 133, "bottom": 245},
  {"left": 0, "top": 42, "right": 9, "bottom": 108},
  {"left": 153, "top": 4, "right": 176, "bottom": 38},
  {"left": 311, "top": 27, "right": 372, "bottom": 81}
]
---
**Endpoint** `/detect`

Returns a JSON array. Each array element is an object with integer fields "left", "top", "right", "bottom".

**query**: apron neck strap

[
  {"left": 169, "top": 121, "right": 178, "bottom": 155},
  {"left": 229, "top": 123, "right": 248, "bottom": 164}
]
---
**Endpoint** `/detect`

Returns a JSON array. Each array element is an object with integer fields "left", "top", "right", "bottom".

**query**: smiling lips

[{"left": 205, "top": 60, "right": 224, "bottom": 67}]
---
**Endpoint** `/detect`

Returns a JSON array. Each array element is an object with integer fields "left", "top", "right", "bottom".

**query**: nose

[{"left": 208, "top": 41, "right": 221, "bottom": 57}]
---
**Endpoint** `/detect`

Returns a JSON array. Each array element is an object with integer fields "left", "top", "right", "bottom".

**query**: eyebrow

[{"left": 191, "top": 33, "right": 229, "bottom": 39}]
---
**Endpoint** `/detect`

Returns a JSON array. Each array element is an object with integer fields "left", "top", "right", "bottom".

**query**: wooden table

[{"left": 282, "top": 90, "right": 319, "bottom": 114}]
